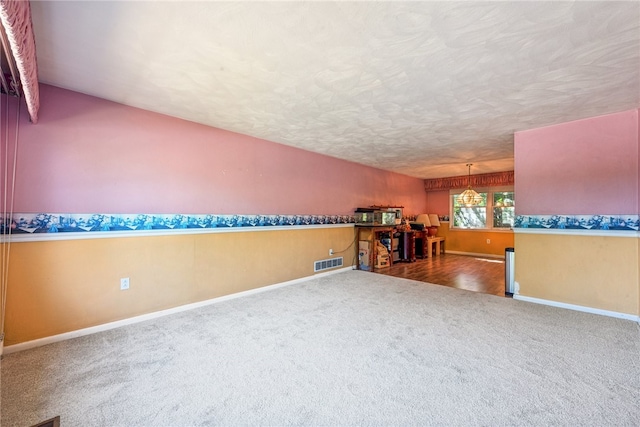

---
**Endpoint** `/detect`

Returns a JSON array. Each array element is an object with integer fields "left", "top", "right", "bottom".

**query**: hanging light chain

[{"left": 456, "top": 163, "right": 483, "bottom": 206}]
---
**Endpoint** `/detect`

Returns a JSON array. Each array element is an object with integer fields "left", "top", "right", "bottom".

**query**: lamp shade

[
  {"left": 457, "top": 188, "right": 483, "bottom": 206},
  {"left": 415, "top": 214, "right": 431, "bottom": 227},
  {"left": 428, "top": 214, "right": 440, "bottom": 227}
]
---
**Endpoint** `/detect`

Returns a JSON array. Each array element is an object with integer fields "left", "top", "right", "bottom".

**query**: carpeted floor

[{"left": 2, "top": 270, "right": 639, "bottom": 426}]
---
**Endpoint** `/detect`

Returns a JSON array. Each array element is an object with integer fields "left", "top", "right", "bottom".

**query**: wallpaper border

[
  {"left": 1, "top": 212, "right": 359, "bottom": 236},
  {"left": 0, "top": 212, "right": 361, "bottom": 242},
  {"left": 514, "top": 214, "right": 639, "bottom": 232}
]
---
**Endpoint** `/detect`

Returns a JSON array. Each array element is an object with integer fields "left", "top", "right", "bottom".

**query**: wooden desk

[{"left": 355, "top": 225, "right": 395, "bottom": 270}]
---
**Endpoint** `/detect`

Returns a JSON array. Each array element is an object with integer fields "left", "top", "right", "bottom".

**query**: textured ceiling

[{"left": 29, "top": 1, "right": 640, "bottom": 179}]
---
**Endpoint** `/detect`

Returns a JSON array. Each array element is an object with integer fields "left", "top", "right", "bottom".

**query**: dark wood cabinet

[{"left": 398, "top": 231, "right": 416, "bottom": 262}]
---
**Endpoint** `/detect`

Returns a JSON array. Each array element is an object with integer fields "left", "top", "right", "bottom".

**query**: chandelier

[{"left": 457, "top": 164, "right": 483, "bottom": 206}]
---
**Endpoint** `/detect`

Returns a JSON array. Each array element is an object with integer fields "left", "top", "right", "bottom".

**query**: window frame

[{"left": 449, "top": 186, "right": 514, "bottom": 230}]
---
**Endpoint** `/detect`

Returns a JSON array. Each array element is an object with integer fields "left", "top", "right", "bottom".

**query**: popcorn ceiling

[{"left": 28, "top": 1, "right": 640, "bottom": 178}]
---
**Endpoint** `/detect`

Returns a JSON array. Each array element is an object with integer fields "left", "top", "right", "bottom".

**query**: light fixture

[{"left": 457, "top": 164, "right": 483, "bottom": 206}]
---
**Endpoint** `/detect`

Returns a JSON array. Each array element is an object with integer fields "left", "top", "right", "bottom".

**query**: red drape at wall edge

[{"left": 0, "top": 0, "right": 39, "bottom": 123}]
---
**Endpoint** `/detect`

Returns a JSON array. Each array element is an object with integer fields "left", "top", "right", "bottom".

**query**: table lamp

[
  {"left": 415, "top": 214, "right": 431, "bottom": 230},
  {"left": 427, "top": 214, "right": 440, "bottom": 237}
]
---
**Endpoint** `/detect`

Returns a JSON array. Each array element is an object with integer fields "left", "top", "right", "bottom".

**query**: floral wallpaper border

[
  {"left": 3, "top": 212, "right": 637, "bottom": 236},
  {"left": 1, "top": 212, "right": 360, "bottom": 235},
  {"left": 514, "top": 215, "right": 639, "bottom": 231}
]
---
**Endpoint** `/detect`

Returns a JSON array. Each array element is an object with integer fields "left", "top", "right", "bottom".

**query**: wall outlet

[
  {"left": 120, "top": 277, "right": 130, "bottom": 290},
  {"left": 486, "top": 239, "right": 491, "bottom": 244},
  {"left": 329, "top": 248, "right": 334, "bottom": 256}
]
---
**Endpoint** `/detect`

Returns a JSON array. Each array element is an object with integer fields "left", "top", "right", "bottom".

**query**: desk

[
  {"left": 355, "top": 225, "right": 395, "bottom": 270},
  {"left": 415, "top": 233, "right": 445, "bottom": 259}
]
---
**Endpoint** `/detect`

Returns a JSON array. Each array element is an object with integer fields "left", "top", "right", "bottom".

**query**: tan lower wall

[
  {"left": 437, "top": 222, "right": 514, "bottom": 257},
  {"left": 5, "top": 226, "right": 356, "bottom": 345},
  {"left": 514, "top": 232, "right": 639, "bottom": 316}
]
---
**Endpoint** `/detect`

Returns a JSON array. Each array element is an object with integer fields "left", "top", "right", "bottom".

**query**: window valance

[{"left": 424, "top": 170, "right": 514, "bottom": 191}]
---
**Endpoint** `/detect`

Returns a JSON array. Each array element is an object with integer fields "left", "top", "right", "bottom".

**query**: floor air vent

[{"left": 314, "top": 257, "right": 343, "bottom": 272}]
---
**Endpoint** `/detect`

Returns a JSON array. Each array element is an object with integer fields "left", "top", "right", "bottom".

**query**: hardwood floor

[{"left": 375, "top": 253, "right": 507, "bottom": 297}]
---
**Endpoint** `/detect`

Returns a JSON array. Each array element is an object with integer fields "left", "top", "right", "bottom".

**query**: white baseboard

[
  {"left": 3, "top": 266, "right": 352, "bottom": 355},
  {"left": 445, "top": 250, "right": 505, "bottom": 259},
  {"left": 513, "top": 294, "right": 640, "bottom": 323}
]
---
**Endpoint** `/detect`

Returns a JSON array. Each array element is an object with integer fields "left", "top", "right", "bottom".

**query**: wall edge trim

[
  {"left": 3, "top": 223, "right": 355, "bottom": 243},
  {"left": 513, "top": 228, "right": 639, "bottom": 238},
  {"left": 3, "top": 266, "right": 354, "bottom": 354},
  {"left": 513, "top": 294, "right": 640, "bottom": 323},
  {"left": 514, "top": 214, "right": 638, "bottom": 234}
]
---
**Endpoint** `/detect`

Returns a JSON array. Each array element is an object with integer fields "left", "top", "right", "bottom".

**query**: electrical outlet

[
  {"left": 486, "top": 239, "right": 491, "bottom": 244},
  {"left": 329, "top": 248, "right": 334, "bottom": 256},
  {"left": 120, "top": 277, "right": 130, "bottom": 290}
]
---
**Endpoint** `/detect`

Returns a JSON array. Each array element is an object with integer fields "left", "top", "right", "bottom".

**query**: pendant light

[{"left": 457, "top": 164, "right": 483, "bottom": 206}]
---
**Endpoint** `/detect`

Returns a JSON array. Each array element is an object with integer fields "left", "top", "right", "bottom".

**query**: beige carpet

[{"left": 2, "top": 270, "right": 639, "bottom": 426}]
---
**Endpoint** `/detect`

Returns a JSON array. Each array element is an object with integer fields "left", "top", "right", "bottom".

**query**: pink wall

[
  {"left": 425, "top": 190, "right": 450, "bottom": 216},
  {"left": 3, "top": 85, "right": 427, "bottom": 216},
  {"left": 514, "top": 109, "right": 639, "bottom": 215},
  {"left": 0, "top": 95, "right": 21, "bottom": 218}
]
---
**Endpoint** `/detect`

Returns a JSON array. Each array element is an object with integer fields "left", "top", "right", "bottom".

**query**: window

[
  {"left": 492, "top": 191, "right": 515, "bottom": 229},
  {"left": 453, "top": 193, "right": 487, "bottom": 228},
  {"left": 451, "top": 188, "right": 514, "bottom": 229}
]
